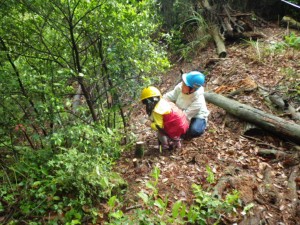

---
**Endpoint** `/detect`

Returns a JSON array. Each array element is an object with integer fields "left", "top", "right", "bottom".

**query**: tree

[
  {"left": 0, "top": 0, "right": 169, "bottom": 150},
  {"left": 0, "top": 0, "right": 169, "bottom": 223}
]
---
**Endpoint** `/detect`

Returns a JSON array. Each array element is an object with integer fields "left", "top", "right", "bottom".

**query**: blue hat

[{"left": 182, "top": 71, "right": 205, "bottom": 89}]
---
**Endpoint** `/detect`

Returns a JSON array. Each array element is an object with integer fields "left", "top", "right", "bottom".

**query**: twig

[
  {"left": 241, "top": 134, "right": 282, "bottom": 150},
  {"left": 125, "top": 204, "right": 142, "bottom": 212}
]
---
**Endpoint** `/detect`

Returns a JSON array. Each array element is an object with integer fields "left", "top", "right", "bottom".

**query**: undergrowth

[
  {"left": 0, "top": 124, "right": 129, "bottom": 224},
  {"left": 107, "top": 166, "right": 245, "bottom": 225}
]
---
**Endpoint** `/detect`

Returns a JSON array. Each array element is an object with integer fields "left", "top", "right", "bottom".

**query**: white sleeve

[
  {"left": 163, "top": 83, "right": 181, "bottom": 103},
  {"left": 184, "top": 94, "right": 208, "bottom": 120}
]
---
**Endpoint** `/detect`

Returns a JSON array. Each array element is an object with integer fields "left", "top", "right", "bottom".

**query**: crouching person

[{"left": 140, "top": 86, "right": 189, "bottom": 150}]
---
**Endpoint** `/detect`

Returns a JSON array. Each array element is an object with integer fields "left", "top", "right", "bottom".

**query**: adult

[{"left": 163, "top": 71, "right": 209, "bottom": 140}]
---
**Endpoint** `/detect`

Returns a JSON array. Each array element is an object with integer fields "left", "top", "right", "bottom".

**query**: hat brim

[{"left": 182, "top": 73, "right": 190, "bottom": 87}]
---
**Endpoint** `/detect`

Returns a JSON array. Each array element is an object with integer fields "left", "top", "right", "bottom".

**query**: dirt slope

[{"left": 115, "top": 25, "right": 300, "bottom": 224}]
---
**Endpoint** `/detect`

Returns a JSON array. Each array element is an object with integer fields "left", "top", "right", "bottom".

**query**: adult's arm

[
  {"left": 163, "top": 83, "right": 181, "bottom": 102},
  {"left": 184, "top": 94, "right": 209, "bottom": 121}
]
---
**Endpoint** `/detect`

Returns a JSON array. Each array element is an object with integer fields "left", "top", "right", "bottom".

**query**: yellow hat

[{"left": 140, "top": 86, "right": 161, "bottom": 101}]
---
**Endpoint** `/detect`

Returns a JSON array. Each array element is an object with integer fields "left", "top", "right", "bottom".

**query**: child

[{"left": 140, "top": 86, "right": 189, "bottom": 150}]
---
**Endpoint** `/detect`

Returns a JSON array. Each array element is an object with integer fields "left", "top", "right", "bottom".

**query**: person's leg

[
  {"left": 157, "top": 131, "right": 169, "bottom": 149},
  {"left": 184, "top": 118, "right": 206, "bottom": 139}
]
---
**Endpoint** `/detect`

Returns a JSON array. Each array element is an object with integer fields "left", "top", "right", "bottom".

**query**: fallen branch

[
  {"left": 282, "top": 16, "right": 300, "bottom": 29},
  {"left": 125, "top": 204, "right": 142, "bottom": 212},
  {"left": 204, "top": 92, "right": 300, "bottom": 144},
  {"left": 211, "top": 25, "right": 227, "bottom": 58},
  {"left": 257, "top": 148, "right": 290, "bottom": 159}
]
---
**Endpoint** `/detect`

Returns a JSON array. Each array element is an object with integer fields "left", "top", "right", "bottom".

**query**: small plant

[
  {"left": 284, "top": 32, "right": 300, "bottom": 50},
  {"left": 186, "top": 166, "right": 241, "bottom": 224},
  {"left": 0, "top": 126, "right": 127, "bottom": 224},
  {"left": 107, "top": 167, "right": 188, "bottom": 224},
  {"left": 244, "top": 39, "right": 269, "bottom": 62},
  {"left": 107, "top": 166, "right": 242, "bottom": 225}
]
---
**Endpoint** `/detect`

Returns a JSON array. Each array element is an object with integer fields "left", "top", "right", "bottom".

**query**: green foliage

[
  {"left": 107, "top": 166, "right": 242, "bottom": 225},
  {"left": 0, "top": 1, "right": 168, "bottom": 223},
  {"left": 243, "top": 33, "right": 300, "bottom": 63},
  {"left": 0, "top": 146, "right": 127, "bottom": 223},
  {"left": 0, "top": 0, "right": 170, "bottom": 153},
  {"left": 185, "top": 166, "right": 241, "bottom": 224},
  {"left": 0, "top": 123, "right": 128, "bottom": 223},
  {"left": 157, "top": 0, "right": 198, "bottom": 29},
  {"left": 206, "top": 165, "right": 215, "bottom": 184},
  {"left": 159, "top": 0, "right": 211, "bottom": 61},
  {"left": 284, "top": 32, "right": 300, "bottom": 49},
  {"left": 188, "top": 184, "right": 240, "bottom": 224},
  {"left": 107, "top": 167, "right": 188, "bottom": 224},
  {"left": 267, "top": 32, "right": 300, "bottom": 52}
]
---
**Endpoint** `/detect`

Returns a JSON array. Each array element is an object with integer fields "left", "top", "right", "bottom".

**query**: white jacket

[{"left": 163, "top": 82, "right": 209, "bottom": 121}]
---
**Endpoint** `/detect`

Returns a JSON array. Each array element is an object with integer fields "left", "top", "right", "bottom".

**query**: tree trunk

[
  {"left": 200, "top": 0, "right": 227, "bottom": 58},
  {"left": 211, "top": 25, "right": 227, "bottom": 58},
  {"left": 204, "top": 92, "right": 300, "bottom": 144},
  {"left": 282, "top": 16, "right": 300, "bottom": 29}
]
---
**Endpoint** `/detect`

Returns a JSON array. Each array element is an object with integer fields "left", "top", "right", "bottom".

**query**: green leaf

[
  {"left": 100, "top": 176, "right": 109, "bottom": 188},
  {"left": 110, "top": 210, "right": 123, "bottom": 219},
  {"left": 32, "top": 181, "right": 42, "bottom": 188},
  {"left": 108, "top": 196, "right": 117, "bottom": 208},
  {"left": 154, "top": 198, "right": 165, "bottom": 209},
  {"left": 146, "top": 181, "right": 155, "bottom": 190},
  {"left": 206, "top": 165, "right": 215, "bottom": 184},
  {"left": 70, "top": 220, "right": 81, "bottom": 225},
  {"left": 107, "top": 127, "right": 114, "bottom": 135},
  {"left": 52, "top": 196, "right": 60, "bottom": 201},
  {"left": 172, "top": 200, "right": 182, "bottom": 218},
  {"left": 242, "top": 202, "right": 255, "bottom": 215},
  {"left": 138, "top": 191, "right": 149, "bottom": 204}
]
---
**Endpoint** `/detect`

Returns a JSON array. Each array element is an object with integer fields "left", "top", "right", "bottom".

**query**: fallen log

[
  {"left": 211, "top": 24, "right": 227, "bottom": 58},
  {"left": 281, "top": 16, "right": 300, "bottom": 29},
  {"left": 200, "top": 0, "right": 227, "bottom": 58},
  {"left": 204, "top": 92, "right": 300, "bottom": 144}
]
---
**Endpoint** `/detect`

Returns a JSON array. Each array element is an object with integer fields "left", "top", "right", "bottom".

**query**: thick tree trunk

[{"left": 204, "top": 92, "right": 300, "bottom": 144}]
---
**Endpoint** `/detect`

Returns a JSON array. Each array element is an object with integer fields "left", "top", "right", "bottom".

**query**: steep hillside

[{"left": 114, "top": 25, "right": 300, "bottom": 224}]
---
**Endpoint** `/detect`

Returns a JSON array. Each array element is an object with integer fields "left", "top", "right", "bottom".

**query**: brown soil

[{"left": 114, "top": 25, "right": 300, "bottom": 225}]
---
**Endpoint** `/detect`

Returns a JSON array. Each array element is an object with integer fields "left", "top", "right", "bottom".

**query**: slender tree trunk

[
  {"left": 0, "top": 37, "right": 47, "bottom": 138},
  {"left": 68, "top": 13, "right": 97, "bottom": 122}
]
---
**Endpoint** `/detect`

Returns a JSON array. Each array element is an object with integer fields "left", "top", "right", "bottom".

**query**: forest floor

[{"left": 114, "top": 24, "right": 300, "bottom": 225}]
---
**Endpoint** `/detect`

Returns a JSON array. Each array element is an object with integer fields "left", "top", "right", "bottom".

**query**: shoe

[
  {"left": 173, "top": 140, "right": 182, "bottom": 149},
  {"left": 162, "top": 144, "right": 170, "bottom": 150}
]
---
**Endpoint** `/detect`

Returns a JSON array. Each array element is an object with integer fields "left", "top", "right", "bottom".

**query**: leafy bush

[
  {"left": 107, "top": 166, "right": 242, "bottom": 225},
  {"left": 188, "top": 185, "right": 240, "bottom": 224},
  {"left": 284, "top": 32, "right": 300, "bottom": 49},
  {"left": 160, "top": 2, "right": 211, "bottom": 61},
  {"left": 0, "top": 126, "right": 127, "bottom": 224}
]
